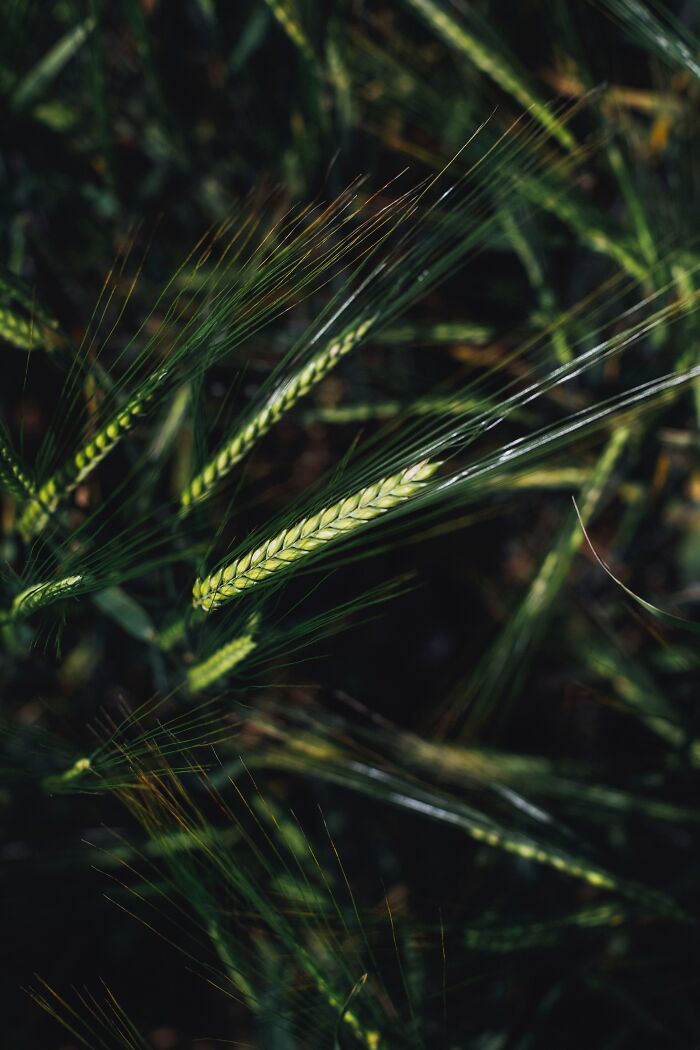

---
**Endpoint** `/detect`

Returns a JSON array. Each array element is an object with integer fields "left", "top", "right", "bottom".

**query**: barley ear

[
  {"left": 10, "top": 574, "right": 83, "bottom": 620},
  {"left": 0, "top": 425, "right": 36, "bottom": 504},
  {"left": 18, "top": 374, "right": 165, "bottom": 539},
  {"left": 180, "top": 317, "right": 377, "bottom": 510},
  {"left": 0, "top": 305, "right": 45, "bottom": 350},
  {"left": 158, "top": 616, "right": 187, "bottom": 652},
  {"left": 186, "top": 613, "right": 261, "bottom": 693},
  {"left": 193, "top": 459, "right": 439, "bottom": 613}
]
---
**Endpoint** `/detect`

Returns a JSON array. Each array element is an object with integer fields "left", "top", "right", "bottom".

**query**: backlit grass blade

[{"left": 402, "top": 0, "right": 575, "bottom": 150}]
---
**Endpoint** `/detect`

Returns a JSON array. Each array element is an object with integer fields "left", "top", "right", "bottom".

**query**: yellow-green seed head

[
  {"left": 192, "top": 458, "right": 439, "bottom": 612},
  {"left": 180, "top": 317, "right": 378, "bottom": 510},
  {"left": 11, "top": 574, "right": 83, "bottom": 618}
]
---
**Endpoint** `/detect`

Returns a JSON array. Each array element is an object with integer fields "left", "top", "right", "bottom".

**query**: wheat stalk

[
  {"left": 186, "top": 614, "right": 260, "bottom": 693},
  {"left": 193, "top": 459, "right": 439, "bottom": 612},
  {"left": 519, "top": 176, "right": 647, "bottom": 283},
  {"left": 11, "top": 574, "right": 83, "bottom": 619},
  {"left": 180, "top": 317, "right": 376, "bottom": 509}
]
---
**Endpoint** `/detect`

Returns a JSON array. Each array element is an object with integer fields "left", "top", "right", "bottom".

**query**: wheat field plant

[{"left": 2, "top": 2, "right": 700, "bottom": 1049}]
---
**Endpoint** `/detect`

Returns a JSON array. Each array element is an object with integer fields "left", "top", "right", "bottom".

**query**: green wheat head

[
  {"left": 18, "top": 374, "right": 164, "bottom": 539},
  {"left": 0, "top": 425, "right": 35, "bottom": 503},
  {"left": 10, "top": 574, "right": 83, "bottom": 620},
  {"left": 193, "top": 459, "right": 439, "bottom": 612},
  {"left": 0, "top": 305, "right": 45, "bottom": 350},
  {"left": 0, "top": 266, "right": 60, "bottom": 350},
  {"left": 180, "top": 317, "right": 376, "bottom": 509},
  {"left": 187, "top": 614, "right": 261, "bottom": 693},
  {"left": 7, "top": 4, "right": 700, "bottom": 1048}
]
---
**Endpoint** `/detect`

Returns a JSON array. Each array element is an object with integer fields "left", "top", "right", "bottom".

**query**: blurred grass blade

[
  {"left": 10, "top": 16, "right": 95, "bottom": 112},
  {"left": 92, "top": 587, "right": 157, "bottom": 644},
  {"left": 263, "top": 0, "right": 314, "bottom": 61},
  {"left": 402, "top": 0, "right": 575, "bottom": 149}
]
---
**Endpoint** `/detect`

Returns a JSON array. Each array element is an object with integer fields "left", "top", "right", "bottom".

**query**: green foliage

[{"left": 3, "top": 3, "right": 700, "bottom": 1049}]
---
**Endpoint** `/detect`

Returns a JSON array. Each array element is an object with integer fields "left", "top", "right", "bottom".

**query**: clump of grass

[
  {"left": 4, "top": 3, "right": 700, "bottom": 1046},
  {"left": 0, "top": 267, "right": 60, "bottom": 351}
]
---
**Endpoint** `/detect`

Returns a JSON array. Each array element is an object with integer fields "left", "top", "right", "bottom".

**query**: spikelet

[
  {"left": 11, "top": 574, "right": 83, "bottom": 619},
  {"left": 180, "top": 318, "right": 376, "bottom": 509},
  {"left": 18, "top": 375, "right": 164, "bottom": 539},
  {"left": 0, "top": 426, "right": 35, "bottom": 503},
  {"left": 158, "top": 616, "right": 187, "bottom": 652},
  {"left": 0, "top": 308, "right": 59, "bottom": 351},
  {"left": 0, "top": 305, "right": 45, "bottom": 350},
  {"left": 193, "top": 460, "right": 439, "bottom": 612},
  {"left": 0, "top": 268, "right": 61, "bottom": 350},
  {"left": 60, "top": 756, "right": 92, "bottom": 783},
  {"left": 186, "top": 614, "right": 260, "bottom": 693}
]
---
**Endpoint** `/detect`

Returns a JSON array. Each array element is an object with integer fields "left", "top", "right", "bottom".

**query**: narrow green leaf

[{"left": 10, "top": 17, "right": 95, "bottom": 112}]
